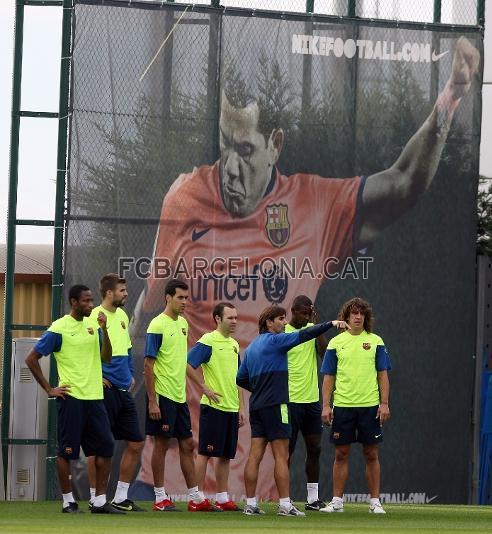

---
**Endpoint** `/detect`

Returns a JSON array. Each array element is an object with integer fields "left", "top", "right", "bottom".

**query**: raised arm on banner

[{"left": 358, "top": 36, "right": 480, "bottom": 246}]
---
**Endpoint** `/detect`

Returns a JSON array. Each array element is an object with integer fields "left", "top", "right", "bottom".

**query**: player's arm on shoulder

[{"left": 359, "top": 37, "right": 480, "bottom": 247}]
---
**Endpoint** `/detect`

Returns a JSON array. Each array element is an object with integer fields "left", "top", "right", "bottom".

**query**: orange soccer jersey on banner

[{"left": 144, "top": 162, "right": 363, "bottom": 349}]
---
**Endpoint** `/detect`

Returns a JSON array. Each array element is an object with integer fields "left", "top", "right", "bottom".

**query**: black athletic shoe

[
  {"left": 111, "top": 499, "right": 146, "bottom": 512},
  {"left": 62, "top": 502, "right": 83, "bottom": 514},
  {"left": 305, "top": 500, "right": 327, "bottom": 511},
  {"left": 91, "top": 502, "right": 126, "bottom": 514}
]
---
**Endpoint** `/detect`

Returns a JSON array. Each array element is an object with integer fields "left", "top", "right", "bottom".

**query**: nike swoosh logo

[
  {"left": 375, "top": 434, "right": 382, "bottom": 438},
  {"left": 425, "top": 495, "right": 438, "bottom": 504},
  {"left": 192, "top": 228, "right": 211, "bottom": 241},
  {"left": 431, "top": 50, "right": 449, "bottom": 61}
]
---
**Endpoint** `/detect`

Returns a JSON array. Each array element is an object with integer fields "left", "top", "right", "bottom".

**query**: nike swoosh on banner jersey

[
  {"left": 431, "top": 50, "right": 449, "bottom": 61},
  {"left": 192, "top": 228, "right": 211, "bottom": 241}
]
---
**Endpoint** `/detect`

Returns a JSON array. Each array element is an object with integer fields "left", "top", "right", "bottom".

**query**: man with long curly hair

[{"left": 320, "top": 298, "right": 392, "bottom": 514}]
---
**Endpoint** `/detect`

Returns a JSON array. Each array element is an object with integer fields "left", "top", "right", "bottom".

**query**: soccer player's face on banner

[
  {"left": 219, "top": 94, "right": 279, "bottom": 218},
  {"left": 111, "top": 283, "right": 128, "bottom": 308}
]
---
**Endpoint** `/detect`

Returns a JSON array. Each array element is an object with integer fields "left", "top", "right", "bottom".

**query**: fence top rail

[{"left": 74, "top": 0, "right": 484, "bottom": 31}]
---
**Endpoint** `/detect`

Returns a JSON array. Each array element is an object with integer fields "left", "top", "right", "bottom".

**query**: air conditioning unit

[{"left": 7, "top": 338, "right": 50, "bottom": 501}]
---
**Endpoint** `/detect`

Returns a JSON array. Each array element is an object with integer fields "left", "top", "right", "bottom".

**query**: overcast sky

[{"left": 1, "top": 0, "right": 491, "bottom": 245}]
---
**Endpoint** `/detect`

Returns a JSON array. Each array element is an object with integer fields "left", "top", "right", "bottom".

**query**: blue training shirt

[
  {"left": 101, "top": 347, "right": 135, "bottom": 390},
  {"left": 237, "top": 321, "right": 333, "bottom": 411}
]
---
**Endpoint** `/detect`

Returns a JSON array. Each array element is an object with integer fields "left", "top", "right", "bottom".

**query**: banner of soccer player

[{"left": 64, "top": 1, "right": 483, "bottom": 503}]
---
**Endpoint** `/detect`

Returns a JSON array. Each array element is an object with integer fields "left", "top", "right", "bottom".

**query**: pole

[{"left": 1, "top": 0, "right": 25, "bottom": 493}]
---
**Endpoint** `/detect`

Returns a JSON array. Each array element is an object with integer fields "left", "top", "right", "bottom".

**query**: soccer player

[
  {"left": 236, "top": 305, "right": 348, "bottom": 516},
  {"left": 286, "top": 295, "right": 327, "bottom": 511},
  {"left": 187, "top": 302, "right": 246, "bottom": 511},
  {"left": 133, "top": 36, "right": 479, "bottom": 498},
  {"left": 25, "top": 285, "right": 123, "bottom": 514},
  {"left": 144, "top": 279, "right": 216, "bottom": 512},
  {"left": 87, "top": 274, "right": 145, "bottom": 512},
  {"left": 320, "top": 298, "right": 391, "bottom": 514}
]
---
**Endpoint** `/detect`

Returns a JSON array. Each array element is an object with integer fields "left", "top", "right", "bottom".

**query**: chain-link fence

[
  {"left": 132, "top": 0, "right": 483, "bottom": 26},
  {"left": 64, "top": 0, "right": 483, "bottom": 502}
]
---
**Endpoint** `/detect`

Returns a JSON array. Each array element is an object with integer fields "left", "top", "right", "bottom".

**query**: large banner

[{"left": 65, "top": 1, "right": 483, "bottom": 503}]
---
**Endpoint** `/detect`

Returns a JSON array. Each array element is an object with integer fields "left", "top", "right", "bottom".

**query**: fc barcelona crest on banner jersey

[{"left": 265, "top": 204, "right": 290, "bottom": 248}]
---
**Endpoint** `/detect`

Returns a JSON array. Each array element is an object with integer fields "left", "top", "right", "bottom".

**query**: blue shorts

[
  {"left": 103, "top": 386, "right": 144, "bottom": 443},
  {"left": 56, "top": 396, "right": 114, "bottom": 460},
  {"left": 145, "top": 394, "right": 192, "bottom": 440},
  {"left": 289, "top": 401, "right": 323, "bottom": 452},
  {"left": 250, "top": 404, "right": 291, "bottom": 442},
  {"left": 331, "top": 406, "right": 383, "bottom": 445},
  {"left": 198, "top": 405, "right": 239, "bottom": 459}
]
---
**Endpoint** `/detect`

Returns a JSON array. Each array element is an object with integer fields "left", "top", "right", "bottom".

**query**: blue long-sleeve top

[{"left": 236, "top": 321, "right": 334, "bottom": 411}]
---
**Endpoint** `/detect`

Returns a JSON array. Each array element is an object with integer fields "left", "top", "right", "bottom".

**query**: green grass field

[{"left": 1, "top": 501, "right": 492, "bottom": 534}]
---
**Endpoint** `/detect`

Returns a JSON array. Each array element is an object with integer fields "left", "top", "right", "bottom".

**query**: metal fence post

[
  {"left": 45, "top": 0, "right": 73, "bottom": 499},
  {"left": 477, "top": 0, "right": 485, "bottom": 26},
  {"left": 348, "top": 0, "right": 356, "bottom": 17},
  {"left": 1, "top": 0, "right": 25, "bottom": 494},
  {"left": 433, "top": 0, "right": 442, "bottom": 23}
]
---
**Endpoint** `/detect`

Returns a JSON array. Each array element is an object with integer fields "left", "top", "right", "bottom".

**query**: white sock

[
  {"left": 216, "top": 491, "right": 229, "bottom": 504},
  {"left": 89, "top": 488, "right": 96, "bottom": 503},
  {"left": 154, "top": 486, "right": 167, "bottom": 503},
  {"left": 62, "top": 492, "right": 75, "bottom": 507},
  {"left": 93, "top": 494, "right": 106, "bottom": 507},
  {"left": 188, "top": 486, "right": 204, "bottom": 502},
  {"left": 246, "top": 497, "right": 257, "bottom": 507},
  {"left": 113, "top": 481, "right": 130, "bottom": 504},
  {"left": 332, "top": 496, "right": 343, "bottom": 505},
  {"left": 306, "top": 482, "right": 319, "bottom": 504},
  {"left": 279, "top": 497, "right": 292, "bottom": 510},
  {"left": 370, "top": 497, "right": 381, "bottom": 506}
]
